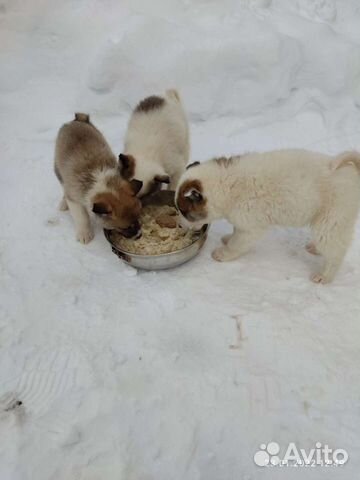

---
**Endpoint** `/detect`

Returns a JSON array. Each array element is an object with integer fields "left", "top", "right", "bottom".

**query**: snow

[{"left": 1, "top": 0, "right": 360, "bottom": 478}]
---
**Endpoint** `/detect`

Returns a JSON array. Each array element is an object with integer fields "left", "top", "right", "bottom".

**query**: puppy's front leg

[
  {"left": 169, "top": 171, "right": 181, "bottom": 191},
  {"left": 66, "top": 199, "right": 94, "bottom": 244},
  {"left": 212, "top": 228, "right": 264, "bottom": 262},
  {"left": 221, "top": 228, "right": 235, "bottom": 245}
]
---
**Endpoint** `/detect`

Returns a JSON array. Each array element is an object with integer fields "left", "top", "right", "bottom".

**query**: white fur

[
  {"left": 66, "top": 198, "right": 94, "bottom": 244},
  {"left": 63, "top": 168, "right": 118, "bottom": 244},
  {"left": 124, "top": 89, "right": 189, "bottom": 195},
  {"left": 84, "top": 168, "right": 118, "bottom": 211},
  {"left": 176, "top": 149, "right": 360, "bottom": 283}
]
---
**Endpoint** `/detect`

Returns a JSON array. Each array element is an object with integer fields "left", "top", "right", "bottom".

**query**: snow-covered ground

[{"left": 1, "top": 0, "right": 360, "bottom": 478}]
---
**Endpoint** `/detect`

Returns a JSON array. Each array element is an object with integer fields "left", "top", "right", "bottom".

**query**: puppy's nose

[{"left": 131, "top": 219, "right": 141, "bottom": 235}]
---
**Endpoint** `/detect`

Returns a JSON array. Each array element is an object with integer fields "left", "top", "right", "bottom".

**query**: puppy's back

[
  {"left": 56, "top": 114, "right": 106, "bottom": 156},
  {"left": 125, "top": 90, "right": 188, "bottom": 153},
  {"left": 55, "top": 114, "right": 115, "bottom": 171},
  {"left": 54, "top": 114, "right": 117, "bottom": 198}
]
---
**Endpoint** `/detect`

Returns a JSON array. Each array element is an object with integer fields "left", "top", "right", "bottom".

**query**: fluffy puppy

[
  {"left": 176, "top": 150, "right": 360, "bottom": 283},
  {"left": 55, "top": 113, "right": 143, "bottom": 244},
  {"left": 119, "top": 89, "right": 189, "bottom": 196}
]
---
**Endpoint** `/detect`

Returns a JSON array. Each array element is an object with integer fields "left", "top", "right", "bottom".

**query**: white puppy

[
  {"left": 119, "top": 89, "right": 189, "bottom": 196},
  {"left": 176, "top": 150, "right": 360, "bottom": 283}
]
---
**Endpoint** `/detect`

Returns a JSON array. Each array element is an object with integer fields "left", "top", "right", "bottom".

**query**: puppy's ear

[
  {"left": 92, "top": 201, "right": 112, "bottom": 215},
  {"left": 119, "top": 154, "right": 135, "bottom": 179},
  {"left": 186, "top": 161, "right": 200, "bottom": 170},
  {"left": 129, "top": 179, "right": 143, "bottom": 195},
  {"left": 183, "top": 187, "right": 203, "bottom": 203},
  {"left": 154, "top": 174, "right": 170, "bottom": 184}
]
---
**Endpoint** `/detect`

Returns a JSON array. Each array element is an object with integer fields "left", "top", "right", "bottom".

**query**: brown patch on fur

[
  {"left": 74, "top": 113, "right": 90, "bottom": 123},
  {"left": 92, "top": 192, "right": 118, "bottom": 217},
  {"left": 92, "top": 187, "right": 142, "bottom": 230},
  {"left": 106, "top": 175, "right": 142, "bottom": 196},
  {"left": 214, "top": 156, "right": 233, "bottom": 168},
  {"left": 135, "top": 95, "right": 165, "bottom": 113},
  {"left": 119, "top": 154, "right": 136, "bottom": 180},
  {"left": 176, "top": 179, "right": 207, "bottom": 221},
  {"left": 106, "top": 174, "right": 123, "bottom": 192}
]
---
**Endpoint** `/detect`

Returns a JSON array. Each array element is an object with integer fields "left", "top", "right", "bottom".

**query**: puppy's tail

[
  {"left": 331, "top": 151, "right": 360, "bottom": 173},
  {"left": 165, "top": 89, "right": 181, "bottom": 104},
  {"left": 74, "top": 113, "right": 90, "bottom": 123}
]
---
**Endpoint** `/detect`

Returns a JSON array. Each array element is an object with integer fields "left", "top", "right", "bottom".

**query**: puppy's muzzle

[
  {"left": 119, "top": 220, "right": 142, "bottom": 239},
  {"left": 178, "top": 208, "right": 197, "bottom": 224}
]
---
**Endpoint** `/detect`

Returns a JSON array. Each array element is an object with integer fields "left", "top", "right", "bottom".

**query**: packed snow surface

[{"left": 1, "top": 0, "right": 360, "bottom": 479}]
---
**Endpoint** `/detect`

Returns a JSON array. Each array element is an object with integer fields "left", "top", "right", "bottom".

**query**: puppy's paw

[
  {"left": 58, "top": 197, "right": 68, "bottom": 211},
  {"left": 212, "top": 247, "right": 235, "bottom": 262},
  {"left": 311, "top": 273, "right": 323, "bottom": 284},
  {"left": 306, "top": 242, "right": 319, "bottom": 255},
  {"left": 311, "top": 273, "right": 331, "bottom": 284},
  {"left": 221, "top": 234, "right": 232, "bottom": 245},
  {"left": 76, "top": 228, "right": 94, "bottom": 244}
]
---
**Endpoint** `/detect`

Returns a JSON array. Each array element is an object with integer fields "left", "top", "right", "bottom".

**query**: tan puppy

[
  {"left": 119, "top": 89, "right": 189, "bottom": 196},
  {"left": 176, "top": 150, "right": 360, "bottom": 283},
  {"left": 55, "top": 113, "right": 143, "bottom": 244}
]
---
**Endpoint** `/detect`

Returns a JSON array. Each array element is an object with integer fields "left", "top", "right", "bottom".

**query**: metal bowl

[{"left": 104, "top": 190, "right": 209, "bottom": 270}]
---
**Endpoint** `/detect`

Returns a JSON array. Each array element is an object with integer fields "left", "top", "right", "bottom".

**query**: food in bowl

[{"left": 110, "top": 205, "right": 200, "bottom": 255}]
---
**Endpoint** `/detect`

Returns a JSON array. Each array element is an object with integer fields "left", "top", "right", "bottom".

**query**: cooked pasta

[{"left": 111, "top": 205, "right": 198, "bottom": 255}]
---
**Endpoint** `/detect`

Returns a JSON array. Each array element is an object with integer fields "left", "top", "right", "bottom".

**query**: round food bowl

[{"left": 104, "top": 190, "right": 209, "bottom": 270}]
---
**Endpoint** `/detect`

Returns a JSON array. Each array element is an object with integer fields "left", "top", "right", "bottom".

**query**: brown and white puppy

[
  {"left": 119, "top": 89, "right": 189, "bottom": 196},
  {"left": 54, "top": 113, "right": 142, "bottom": 244},
  {"left": 176, "top": 150, "right": 360, "bottom": 283}
]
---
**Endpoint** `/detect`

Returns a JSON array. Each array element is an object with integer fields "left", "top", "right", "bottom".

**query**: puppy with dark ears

[
  {"left": 54, "top": 114, "right": 143, "bottom": 244},
  {"left": 121, "top": 89, "right": 190, "bottom": 196},
  {"left": 174, "top": 161, "right": 208, "bottom": 230},
  {"left": 176, "top": 178, "right": 207, "bottom": 228}
]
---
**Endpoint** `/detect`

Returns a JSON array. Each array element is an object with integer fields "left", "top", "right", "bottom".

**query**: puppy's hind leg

[
  {"left": 311, "top": 255, "right": 345, "bottom": 284},
  {"left": 305, "top": 242, "right": 319, "bottom": 255},
  {"left": 221, "top": 234, "right": 232, "bottom": 245},
  {"left": 66, "top": 199, "right": 94, "bottom": 244},
  {"left": 58, "top": 196, "right": 68, "bottom": 211},
  {"left": 222, "top": 227, "right": 235, "bottom": 245},
  {"left": 55, "top": 164, "right": 67, "bottom": 210},
  {"left": 212, "top": 228, "right": 265, "bottom": 262},
  {"left": 310, "top": 223, "right": 354, "bottom": 284}
]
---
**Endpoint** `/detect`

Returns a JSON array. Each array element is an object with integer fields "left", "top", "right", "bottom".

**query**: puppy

[
  {"left": 119, "top": 89, "right": 189, "bottom": 196},
  {"left": 176, "top": 150, "right": 360, "bottom": 283},
  {"left": 55, "top": 113, "right": 143, "bottom": 244}
]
